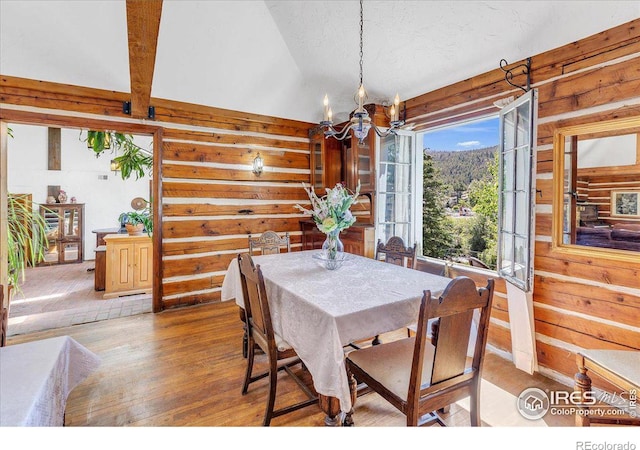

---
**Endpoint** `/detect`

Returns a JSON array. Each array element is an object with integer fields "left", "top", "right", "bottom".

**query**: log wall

[
  {"left": 0, "top": 76, "right": 313, "bottom": 312},
  {"left": 405, "top": 18, "right": 640, "bottom": 384}
]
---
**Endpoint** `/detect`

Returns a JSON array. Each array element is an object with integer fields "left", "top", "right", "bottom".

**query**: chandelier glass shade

[{"left": 320, "top": 0, "right": 404, "bottom": 144}]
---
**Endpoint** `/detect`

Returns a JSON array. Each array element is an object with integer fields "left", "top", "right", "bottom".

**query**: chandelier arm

[
  {"left": 372, "top": 125, "right": 395, "bottom": 138},
  {"left": 333, "top": 123, "right": 355, "bottom": 141}
]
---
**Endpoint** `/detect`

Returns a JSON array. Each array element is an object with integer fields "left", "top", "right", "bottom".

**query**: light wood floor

[
  {"left": 5, "top": 299, "right": 578, "bottom": 428},
  {"left": 7, "top": 261, "right": 151, "bottom": 336}
]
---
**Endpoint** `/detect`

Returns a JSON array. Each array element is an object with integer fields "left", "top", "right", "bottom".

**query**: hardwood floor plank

[{"left": 6, "top": 301, "right": 575, "bottom": 427}]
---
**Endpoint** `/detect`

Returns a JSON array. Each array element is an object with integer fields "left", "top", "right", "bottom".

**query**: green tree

[
  {"left": 467, "top": 152, "right": 499, "bottom": 268},
  {"left": 422, "top": 153, "right": 454, "bottom": 258}
]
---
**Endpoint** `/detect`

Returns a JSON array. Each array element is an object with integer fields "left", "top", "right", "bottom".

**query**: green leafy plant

[
  {"left": 82, "top": 130, "right": 152, "bottom": 180},
  {"left": 7, "top": 194, "right": 51, "bottom": 292},
  {"left": 119, "top": 208, "right": 153, "bottom": 235}
]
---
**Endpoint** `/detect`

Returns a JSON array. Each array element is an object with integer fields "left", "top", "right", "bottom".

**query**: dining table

[
  {"left": 221, "top": 249, "right": 452, "bottom": 425},
  {"left": 0, "top": 335, "right": 101, "bottom": 426}
]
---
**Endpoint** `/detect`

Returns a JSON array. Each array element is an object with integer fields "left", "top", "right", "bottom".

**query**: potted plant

[
  {"left": 7, "top": 194, "right": 51, "bottom": 293},
  {"left": 119, "top": 209, "right": 153, "bottom": 236}
]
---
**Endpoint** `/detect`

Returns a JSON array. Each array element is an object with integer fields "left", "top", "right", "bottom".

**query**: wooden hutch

[{"left": 303, "top": 104, "right": 388, "bottom": 258}]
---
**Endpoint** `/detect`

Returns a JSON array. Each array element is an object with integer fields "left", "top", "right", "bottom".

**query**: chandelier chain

[{"left": 359, "top": 0, "right": 364, "bottom": 86}]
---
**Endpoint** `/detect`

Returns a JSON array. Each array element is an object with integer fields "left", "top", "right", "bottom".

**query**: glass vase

[{"left": 322, "top": 230, "right": 344, "bottom": 269}]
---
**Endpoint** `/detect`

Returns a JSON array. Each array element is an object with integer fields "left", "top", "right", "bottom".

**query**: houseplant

[
  {"left": 82, "top": 130, "right": 152, "bottom": 181},
  {"left": 7, "top": 194, "right": 51, "bottom": 292},
  {"left": 119, "top": 208, "right": 153, "bottom": 236}
]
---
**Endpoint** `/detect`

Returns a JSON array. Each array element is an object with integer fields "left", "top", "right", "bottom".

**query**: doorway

[{"left": 3, "top": 119, "right": 159, "bottom": 337}]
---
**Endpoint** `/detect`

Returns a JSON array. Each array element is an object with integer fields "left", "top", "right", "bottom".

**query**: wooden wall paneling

[
  {"left": 0, "top": 76, "right": 131, "bottom": 118},
  {"left": 162, "top": 291, "right": 222, "bottom": 309},
  {"left": 534, "top": 256, "right": 640, "bottom": 289},
  {"left": 534, "top": 213, "right": 552, "bottom": 236},
  {"left": 162, "top": 140, "right": 310, "bottom": 165},
  {"left": 163, "top": 251, "right": 238, "bottom": 279},
  {"left": 162, "top": 274, "right": 226, "bottom": 297},
  {"left": 162, "top": 234, "right": 302, "bottom": 256},
  {"left": 162, "top": 182, "right": 309, "bottom": 201},
  {"left": 162, "top": 163, "right": 308, "bottom": 183},
  {"left": 162, "top": 203, "right": 305, "bottom": 218},
  {"left": 534, "top": 275, "right": 640, "bottom": 326},
  {"left": 537, "top": 59, "right": 640, "bottom": 120},
  {"left": 47, "top": 127, "right": 61, "bottom": 170},
  {"left": 162, "top": 217, "right": 305, "bottom": 239},
  {"left": 534, "top": 178, "right": 554, "bottom": 205},
  {"left": 535, "top": 319, "right": 637, "bottom": 352},
  {"left": 151, "top": 98, "right": 312, "bottom": 139},
  {"left": 534, "top": 305, "right": 640, "bottom": 349},
  {"left": 487, "top": 323, "right": 512, "bottom": 353}
]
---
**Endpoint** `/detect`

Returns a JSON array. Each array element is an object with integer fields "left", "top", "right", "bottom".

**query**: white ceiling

[{"left": 1, "top": 1, "right": 639, "bottom": 124}]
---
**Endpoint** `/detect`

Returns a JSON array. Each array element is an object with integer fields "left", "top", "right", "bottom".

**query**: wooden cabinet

[
  {"left": 103, "top": 234, "right": 152, "bottom": 299},
  {"left": 309, "top": 126, "right": 342, "bottom": 191},
  {"left": 300, "top": 220, "right": 375, "bottom": 259},
  {"left": 311, "top": 104, "right": 384, "bottom": 226},
  {"left": 39, "top": 203, "right": 84, "bottom": 265}
]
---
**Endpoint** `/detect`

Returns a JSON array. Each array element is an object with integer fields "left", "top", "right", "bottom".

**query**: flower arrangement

[{"left": 295, "top": 181, "right": 361, "bottom": 234}]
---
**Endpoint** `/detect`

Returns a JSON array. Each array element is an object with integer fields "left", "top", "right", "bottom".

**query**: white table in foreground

[
  {"left": 0, "top": 336, "right": 101, "bottom": 426},
  {"left": 221, "top": 250, "right": 451, "bottom": 416}
]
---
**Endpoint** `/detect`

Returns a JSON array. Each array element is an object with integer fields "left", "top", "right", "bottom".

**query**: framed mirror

[{"left": 552, "top": 116, "right": 640, "bottom": 260}]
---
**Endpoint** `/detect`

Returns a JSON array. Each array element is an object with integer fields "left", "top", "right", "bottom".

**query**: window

[
  {"left": 552, "top": 116, "right": 640, "bottom": 259},
  {"left": 376, "top": 131, "right": 419, "bottom": 247},
  {"left": 497, "top": 90, "right": 536, "bottom": 291}
]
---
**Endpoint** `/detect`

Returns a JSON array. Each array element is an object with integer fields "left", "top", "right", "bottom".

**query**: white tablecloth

[
  {"left": 0, "top": 336, "right": 101, "bottom": 426},
  {"left": 221, "top": 250, "right": 451, "bottom": 412}
]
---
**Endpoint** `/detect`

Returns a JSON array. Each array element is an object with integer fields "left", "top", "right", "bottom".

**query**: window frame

[
  {"left": 497, "top": 89, "right": 537, "bottom": 292},
  {"left": 551, "top": 115, "right": 640, "bottom": 263},
  {"left": 375, "top": 129, "right": 420, "bottom": 250}
]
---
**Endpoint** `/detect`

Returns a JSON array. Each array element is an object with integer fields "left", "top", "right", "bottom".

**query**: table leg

[
  {"left": 318, "top": 373, "right": 358, "bottom": 427},
  {"left": 319, "top": 395, "right": 342, "bottom": 426},
  {"left": 574, "top": 354, "right": 592, "bottom": 427}
]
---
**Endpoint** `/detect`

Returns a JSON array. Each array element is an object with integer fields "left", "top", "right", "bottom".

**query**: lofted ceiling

[{"left": 1, "top": 0, "right": 639, "bottom": 125}]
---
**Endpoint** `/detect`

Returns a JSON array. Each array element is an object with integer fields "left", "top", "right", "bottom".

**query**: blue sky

[{"left": 422, "top": 116, "right": 499, "bottom": 152}]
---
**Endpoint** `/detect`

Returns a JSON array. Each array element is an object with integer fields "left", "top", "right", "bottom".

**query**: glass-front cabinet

[{"left": 39, "top": 203, "right": 84, "bottom": 265}]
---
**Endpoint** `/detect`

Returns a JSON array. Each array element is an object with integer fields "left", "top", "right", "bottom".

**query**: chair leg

[
  {"left": 469, "top": 380, "right": 481, "bottom": 426},
  {"left": 241, "top": 336, "right": 256, "bottom": 395},
  {"left": 263, "top": 358, "right": 278, "bottom": 426},
  {"left": 242, "top": 328, "right": 249, "bottom": 358}
]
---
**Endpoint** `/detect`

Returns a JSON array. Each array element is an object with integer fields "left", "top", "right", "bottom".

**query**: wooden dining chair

[
  {"left": 241, "top": 230, "right": 291, "bottom": 357},
  {"left": 346, "top": 276, "right": 495, "bottom": 426},
  {"left": 375, "top": 236, "right": 417, "bottom": 269},
  {"left": 237, "top": 253, "right": 318, "bottom": 426},
  {"left": 248, "top": 230, "right": 290, "bottom": 256},
  {"left": 370, "top": 236, "right": 417, "bottom": 345}
]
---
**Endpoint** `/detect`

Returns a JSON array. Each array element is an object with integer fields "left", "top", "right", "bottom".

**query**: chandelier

[{"left": 320, "top": 0, "right": 405, "bottom": 144}]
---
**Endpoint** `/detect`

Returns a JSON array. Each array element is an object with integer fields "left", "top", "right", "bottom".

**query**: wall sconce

[
  {"left": 252, "top": 152, "right": 264, "bottom": 175},
  {"left": 110, "top": 159, "right": 120, "bottom": 173}
]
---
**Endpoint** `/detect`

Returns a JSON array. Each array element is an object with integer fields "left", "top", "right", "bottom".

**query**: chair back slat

[
  {"left": 248, "top": 231, "right": 290, "bottom": 256},
  {"left": 375, "top": 236, "right": 417, "bottom": 269},
  {"left": 430, "top": 309, "right": 474, "bottom": 384},
  {"left": 411, "top": 276, "right": 494, "bottom": 395},
  {"left": 238, "top": 253, "right": 273, "bottom": 344}
]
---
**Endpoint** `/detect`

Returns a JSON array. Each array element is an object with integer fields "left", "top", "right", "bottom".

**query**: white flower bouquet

[{"left": 295, "top": 181, "right": 361, "bottom": 234}]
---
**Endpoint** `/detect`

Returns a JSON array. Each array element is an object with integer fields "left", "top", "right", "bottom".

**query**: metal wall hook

[{"left": 499, "top": 57, "right": 531, "bottom": 93}]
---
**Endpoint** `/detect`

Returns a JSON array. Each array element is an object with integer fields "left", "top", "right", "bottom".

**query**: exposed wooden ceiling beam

[{"left": 126, "top": 0, "right": 163, "bottom": 119}]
